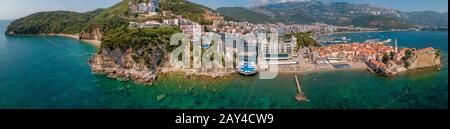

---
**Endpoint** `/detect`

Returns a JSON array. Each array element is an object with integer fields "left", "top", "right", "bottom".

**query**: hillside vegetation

[
  {"left": 6, "top": 0, "right": 218, "bottom": 36},
  {"left": 81, "top": 0, "right": 130, "bottom": 34},
  {"left": 101, "top": 26, "right": 181, "bottom": 68},
  {"left": 102, "top": 26, "right": 181, "bottom": 52},
  {"left": 216, "top": 7, "right": 276, "bottom": 24},
  {"left": 352, "top": 16, "right": 414, "bottom": 30},
  {"left": 6, "top": 0, "right": 223, "bottom": 70},
  {"left": 286, "top": 32, "right": 320, "bottom": 49},
  {"left": 6, "top": 10, "right": 103, "bottom": 35}
]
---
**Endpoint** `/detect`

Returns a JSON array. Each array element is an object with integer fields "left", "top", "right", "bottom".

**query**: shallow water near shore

[{"left": 0, "top": 20, "right": 448, "bottom": 109}]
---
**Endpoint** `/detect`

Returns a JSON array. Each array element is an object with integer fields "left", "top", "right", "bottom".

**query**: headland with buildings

[{"left": 89, "top": 0, "right": 442, "bottom": 84}]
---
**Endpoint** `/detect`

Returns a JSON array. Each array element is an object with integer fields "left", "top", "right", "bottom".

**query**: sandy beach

[
  {"left": 81, "top": 39, "right": 101, "bottom": 47},
  {"left": 41, "top": 33, "right": 101, "bottom": 47},
  {"left": 263, "top": 61, "right": 368, "bottom": 75}
]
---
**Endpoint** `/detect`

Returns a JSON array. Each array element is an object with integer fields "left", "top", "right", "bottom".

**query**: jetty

[{"left": 294, "top": 75, "right": 308, "bottom": 102}]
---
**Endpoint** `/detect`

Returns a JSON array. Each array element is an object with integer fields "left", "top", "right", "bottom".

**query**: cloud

[{"left": 249, "top": 0, "right": 310, "bottom": 7}]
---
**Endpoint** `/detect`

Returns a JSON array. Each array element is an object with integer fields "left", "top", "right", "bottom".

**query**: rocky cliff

[
  {"left": 89, "top": 48, "right": 159, "bottom": 85},
  {"left": 80, "top": 28, "right": 103, "bottom": 41}
]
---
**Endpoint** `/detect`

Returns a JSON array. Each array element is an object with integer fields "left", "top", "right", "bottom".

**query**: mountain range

[{"left": 217, "top": 0, "right": 448, "bottom": 30}]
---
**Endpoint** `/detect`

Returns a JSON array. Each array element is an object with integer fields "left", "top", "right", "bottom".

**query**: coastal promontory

[{"left": 6, "top": 0, "right": 223, "bottom": 84}]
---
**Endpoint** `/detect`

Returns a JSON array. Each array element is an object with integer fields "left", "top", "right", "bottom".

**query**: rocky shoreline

[
  {"left": 89, "top": 54, "right": 239, "bottom": 85},
  {"left": 42, "top": 33, "right": 101, "bottom": 47},
  {"left": 89, "top": 50, "right": 158, "bottom": 85},
  {"left": 158, "top": 67, "right": 237, "bottom": 79},
  {"left": 88, "top": 47, "right": 238, "bottom": 85},
  {"left": 11, "top": 33, "right": 236, "bottom": 85}
]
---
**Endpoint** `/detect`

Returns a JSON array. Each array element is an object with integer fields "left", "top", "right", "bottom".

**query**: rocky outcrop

[
  {"left": 385, "top": 48, "right": 442, "bottom": 76},
  {"left": 80, "top": 28, "right": 103, "bottom": 40},
  {"left": 89, "top": 48, "right": 158, "bottom": 85},
  {"left": 6, "top": 31, "right": 15, "bottom": 35},
  {"left": 407, "top": 48, "right": 442, "bottom": 70},
  {"left": 88, "top": 39, "right": 238, "bottom": 84}
]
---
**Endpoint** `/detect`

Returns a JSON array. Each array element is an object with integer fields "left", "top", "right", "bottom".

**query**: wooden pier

[{"left": 294, "top": 75, "right": 308, "bottom": 102}]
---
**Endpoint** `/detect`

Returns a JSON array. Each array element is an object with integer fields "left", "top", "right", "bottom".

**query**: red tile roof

[
  {"left": 369, "top": 59, "right": 387, "bottom": 69},
  {"left": 415, "top": 47, "right": 434, "bottom": 53}
]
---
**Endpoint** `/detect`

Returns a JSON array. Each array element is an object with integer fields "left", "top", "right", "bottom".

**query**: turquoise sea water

[{"left": 0, "top": 20, "right": 448, "bottom": 109}]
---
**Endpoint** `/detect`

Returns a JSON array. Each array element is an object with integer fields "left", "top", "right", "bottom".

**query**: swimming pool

[{"left": 240, "top": 64, "right": 256, "bottom": 72}]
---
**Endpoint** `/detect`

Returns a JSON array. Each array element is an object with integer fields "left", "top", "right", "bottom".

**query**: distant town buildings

[
  {"left": 309, "top": 40, "right": 440, "bottom": 75},
  {"left": 125, "top": 2, "right": 440, "bottom": 76},
  {"left": 129, "top": 0, "right": 160, "bottom": 15},
  {"left": 163, "top": 19, "right": 179, "bottom": 26},
  {"left": 206, "top": 20, "right": 377, "bottom": 37},
  {"left": 310, "top": 40, "right": 395, "bottom": 62},
  {"left": 128, "top": 21, "right": 161, "bottom": 29},
  {"left": 179, "top": 19, "right": 202, "bottom": 37}
]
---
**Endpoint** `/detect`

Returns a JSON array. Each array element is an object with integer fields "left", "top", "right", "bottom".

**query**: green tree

[
  {"left": 435, "top": 49, "right": 441, "bottom": 58},
  {"left": 389, "top": 51, "right": 395, "bottom": 60},
  {"left": 402, "top": 49, "right": 414, "bottom": 68},
  {"left": 285, "top": 32, "right": 320, "bottom": 51},
  {"left": 382, "top": 53, "right": 390, "bottom": 64}
]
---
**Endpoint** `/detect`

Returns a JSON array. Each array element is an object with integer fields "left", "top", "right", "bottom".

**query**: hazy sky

[
  {"left": 0, "top": 0, "right": 121, "bottom": 19},
  {"left": 0, "top": 0, "right": 448, "bottom": 19}
]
